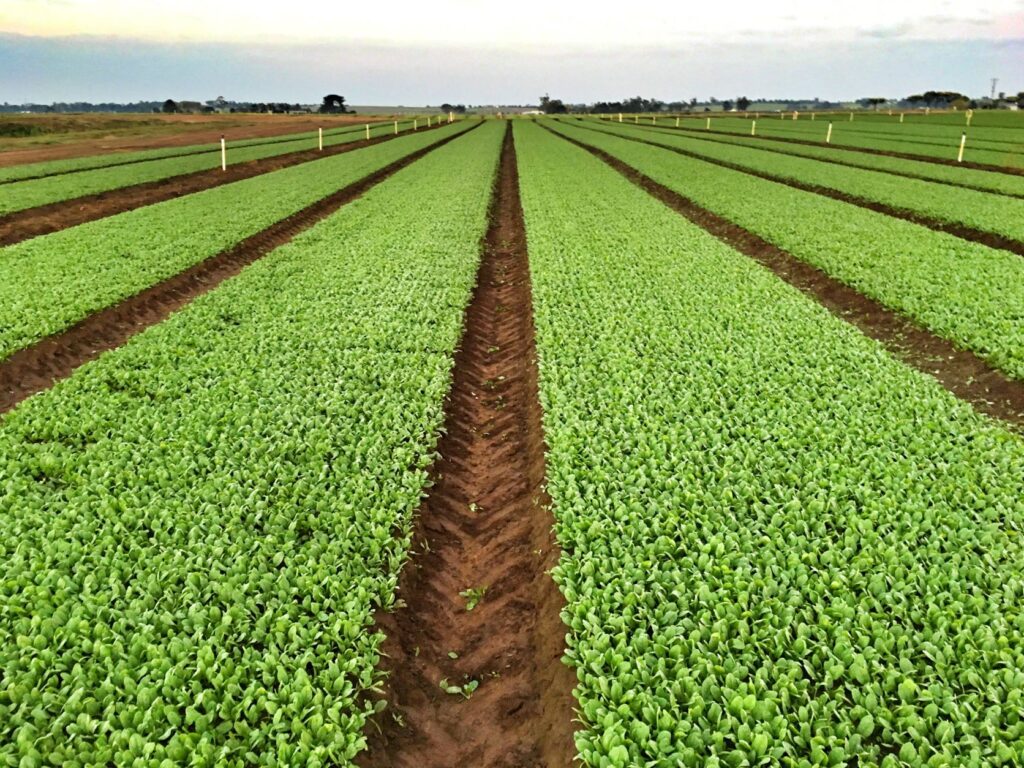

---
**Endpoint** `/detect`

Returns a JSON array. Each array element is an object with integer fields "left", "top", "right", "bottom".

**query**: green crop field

[{"left": 2, "top": 108, "right": 1023, "bottom": 767}]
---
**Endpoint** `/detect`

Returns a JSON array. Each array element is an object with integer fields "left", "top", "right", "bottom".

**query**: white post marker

[
  {"left": 966, "top": 110, "right": 973, "bottom": 127},
  {"left": 220, "top": 136, "right": 226, "bottom": 171},
  {"left": 826, "top": 122, "right": 833, "bottom": 144},
  {"left": 926, "top": 107, "right": 930, "bottom": 115},
  {"left": 365, "top": 124, "right": 370, "bottom": 140},
  {"left": 652, "top": 115, "right": 656, "bottom": 124},
  {"left": 793, "top": 110, "right": 798, "bottom": 120},
  {"left": 706, "top": 117, "right": 711, "bottom": 129},
  {"left": 900, "top": 113, "right": 905, "bottom": 123},
  {"left": 618, "top": 113, "right": 623, "bottom": 122},
  {"left": 394, "top": 120, "right": 399, "bottom": 135},
  {"left": 849, "top": 111, "right": 854, "bottom": 121},
  {"left": 811, "top": 112, "right": 816, "bottom": 121},
  {"left": 634, "top": 115, "right": 639, "bottom": 123},
  {"left": 751, "top": 120, "right": 756, "bottom": 136},
  {"left": 318, "top": 127, "right": 323, "bottom": 151},
  {"left": 675, "top": 117, "right": 680, "bottom": 127},
  {"left": 958, "top": 132, "right": 967, "bottom": 163},
  {"left": 414, "top": 118, "right": 418, "bottom": 130},
  {"left": 449, "top": 111, "right": 454, "bottom": 123}
]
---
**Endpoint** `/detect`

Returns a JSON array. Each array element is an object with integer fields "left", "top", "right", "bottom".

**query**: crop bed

[{"left": 1, "top": 114, "right": 1023, "bottom": 767}]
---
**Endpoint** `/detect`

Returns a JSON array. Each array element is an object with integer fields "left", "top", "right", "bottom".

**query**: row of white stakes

[
  {"left": 219, "top": 113, "right": 457, "bottom": 171},
  {"left": 606, "top": 113, "right": 973, "bottom": 163}
]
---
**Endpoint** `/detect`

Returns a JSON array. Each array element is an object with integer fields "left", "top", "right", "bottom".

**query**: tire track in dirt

[
  {"left": 0, "top": 124, "right": 478, "bottom": 415},
  {"left": 545, "top": 124, "right": 1024, "bottom": 431},
  {"left": 357, "top": 123, "right": 578, "bottom": 767},
  {"left": 565, "top": 121, "right": 1024, "bottom": 257},
  {"left": 0, "top": 123, "right": 452, "bottom": 247}
]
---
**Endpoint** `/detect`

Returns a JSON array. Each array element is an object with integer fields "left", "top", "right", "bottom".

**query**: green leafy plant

[{"left": 459, "top": 586, "right": 487, "bottom": 611}]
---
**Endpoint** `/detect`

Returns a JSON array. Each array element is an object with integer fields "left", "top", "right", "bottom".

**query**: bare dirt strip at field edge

[
  {"left": 611, "top": 120, "right": 1024, "bottom": 200},
  {"left": 599, "top": 119, "right": 1024, "bottom": 176},
  {"left": 545, "top": 125, "right": 1024, "bottom": 431},
  {"left": 358, "top": 124, "right": 577, "bottom": 768},
  {"left": 0, "top": 124, "right": 479, "bottom": 415},
  {"left": 0, "top": 114, "right": 375, "bottom": 168},
  {"left": 0, "top": 123, "right": 451, "bottom": 247},
  {"left": 568, "top": 121, "right": 1024, "bottom": 257}
]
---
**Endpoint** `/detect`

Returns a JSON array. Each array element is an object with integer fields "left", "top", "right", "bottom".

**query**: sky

[{"left": 1, "top": 0, "right": 1022, "bottom": 104}]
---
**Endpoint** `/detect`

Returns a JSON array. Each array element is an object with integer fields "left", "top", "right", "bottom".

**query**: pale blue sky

[{"left": 1, "top": 0, "right": 1021, "bottom": 103}]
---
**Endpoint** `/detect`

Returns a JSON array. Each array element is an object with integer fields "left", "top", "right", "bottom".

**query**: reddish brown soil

[
  {"left": 0, "top": 125, "right": 476, "bottom": 415},
  {"left": 569, "top": 122, "right": 1024, "bottom": 257},
  {"left": 358, "top": 124, "right": 577, "bottom": 767},
  {"left": 547, "top": 126, "right": 1024, "bottom": 431},
  {"left": 0, "top": 114, "right": 375, "bottom": 168},
  {"left": 0, "top": 123, "right": 449, "bottom": 247},
  {"left": 620, "top": 121, "right": 1024, "bottom": 200},
  {"left": 619, "top": 120, "right": 1024, "bottom": 176}
]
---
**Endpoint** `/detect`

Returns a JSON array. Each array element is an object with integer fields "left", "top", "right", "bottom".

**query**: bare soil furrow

[
  {"left": 0, "top": 125, "right": 475, "bottom": 414},
  {"left": 358, "top": 123, "right": 577, "bottom": 768},
  {"left": 547, "top": 124, "right": 1024, "bottom": 431}
]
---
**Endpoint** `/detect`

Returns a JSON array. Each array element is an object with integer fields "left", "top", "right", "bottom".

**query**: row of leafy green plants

[
  {"left": 0, "top": 120, "right": 474, "bottom": 362},
  {"left": 653, "top": 115, "right": 1022, "bottom": 167},
  {"left": 0, "top": 120, "right": 441, "bottom": 215},
  {"left": 550, "top": 120, "right": 1024, "bottom": 381},
  {"left": 0, "top": 121, "right": 505, "bottom": 766},
  {"left": 515, "top": 119, "right": 1024, "bottom": 767},
  {"left": 576, "top": 119, "right": 1024, "bottom": 242},
  {"left": 598, "top": 119, "right": 1024, "bottom": 198}
]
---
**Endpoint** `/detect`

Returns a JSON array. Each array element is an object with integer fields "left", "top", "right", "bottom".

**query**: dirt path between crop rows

[
  {"left": 0, "top": 125, "right": 477, "bottom": 415},
  {"left": 358, "top": 124, "right": 577, "bottom": 767},
  {"left": 568, "top": 122, "right": 1024, "bottom": 257},
  {"left": 612, "top": 121, "right": 1024, "bottom": 201},
  {"left": 0, "top": 123, "right": 450, "bottom": 247},
  {"left": 546, "top": 126, "right": 1024, "bottom": 431},
  {"left": 605, "top": 119, "right": 1024, "bottom": 176}
]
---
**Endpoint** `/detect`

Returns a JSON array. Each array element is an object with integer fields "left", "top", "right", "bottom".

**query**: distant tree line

[{"left": 535, "top": 89, "right": 1024, "bottom": 114}]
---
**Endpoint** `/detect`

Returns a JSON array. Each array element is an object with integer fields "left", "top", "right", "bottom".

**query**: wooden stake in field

[
  {"left": 751, "top": 120, "right": 757, "bottom": 136},
  {"left": 958, "top": 132, "right": 967, "bottom": 163},
  {"left": 220, "top": 136, "right": 226, "bottom": 171},
  {"left": 318, "top": 127, "right": 323, "bottom": 151},
  {"left": 826, "top": 122, "right": 833, "bottom": 144}
]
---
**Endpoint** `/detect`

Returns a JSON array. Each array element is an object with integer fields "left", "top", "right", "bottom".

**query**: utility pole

[{"left": 991, "top": 78, "right": 999, "bottom": 100}]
